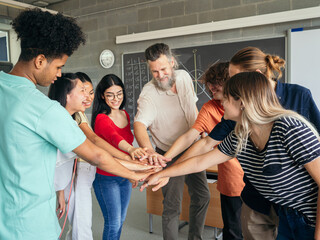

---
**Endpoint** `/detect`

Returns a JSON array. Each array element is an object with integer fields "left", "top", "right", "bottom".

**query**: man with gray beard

[{"left": 134, "top": 43, "right": 210, "bottom": 240}]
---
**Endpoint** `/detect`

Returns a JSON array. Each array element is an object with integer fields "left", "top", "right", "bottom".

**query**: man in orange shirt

[{"left": 144, "top": 62, "right": 244, "bottom": 240}]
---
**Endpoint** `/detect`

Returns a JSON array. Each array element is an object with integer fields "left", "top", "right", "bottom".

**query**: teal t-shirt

[{"left": 0, "top": 72, "right": 86, "bottom": 239}]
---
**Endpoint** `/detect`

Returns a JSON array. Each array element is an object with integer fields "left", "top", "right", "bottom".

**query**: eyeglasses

[{"left": 104, "top": 91, "right": 124, "bottom": 100}]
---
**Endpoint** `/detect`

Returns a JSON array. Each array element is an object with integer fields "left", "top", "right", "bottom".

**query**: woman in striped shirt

[{"left": 145, "top": 71, "right": 320, "bottom": 240}]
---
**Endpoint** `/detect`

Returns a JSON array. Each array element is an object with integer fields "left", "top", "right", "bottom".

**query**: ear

[
  {"left": 255, "top": 69, "right": 262, "bottom": 74},
  {"left": 101, "top": 94, "right": 105, "bottom": 100},
  {"left": 169, "top": 57, "right": 175, "bottom": 68},
  {"left": 34, "top": 54, "right": 47, "bottom": 69}
]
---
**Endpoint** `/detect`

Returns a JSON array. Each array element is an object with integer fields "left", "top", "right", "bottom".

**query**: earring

[{"left": 240, "top": 107, "right": 244, "bottom": 111}]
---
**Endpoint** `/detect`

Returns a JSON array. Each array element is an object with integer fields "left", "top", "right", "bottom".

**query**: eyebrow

[{"left": 106, "top": 90, "right": 123, "bottom": 94}]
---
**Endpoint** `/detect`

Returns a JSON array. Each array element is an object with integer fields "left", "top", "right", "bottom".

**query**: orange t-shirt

[{"left": 192, "top": 99, "right": 244, "bottom": 197}]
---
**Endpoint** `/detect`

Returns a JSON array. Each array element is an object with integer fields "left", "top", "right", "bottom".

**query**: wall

[
  {"left": 46, "top": 0, "right": 320, "bottom": 85},
  {"left": 1, "top": 0, "right": 320, "bottom": 85}
]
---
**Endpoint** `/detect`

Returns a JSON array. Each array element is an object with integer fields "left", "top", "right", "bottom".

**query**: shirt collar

[
  {"left": 275, "top": 80, "right": 284, "bottom": 103},
  {"left": 0, "top": 71, "right": 36, "bottom": 88}
]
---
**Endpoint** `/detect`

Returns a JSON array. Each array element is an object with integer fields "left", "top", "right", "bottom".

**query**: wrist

[{"left": 127, "top": 146, "right": 134, "bottom": 153}]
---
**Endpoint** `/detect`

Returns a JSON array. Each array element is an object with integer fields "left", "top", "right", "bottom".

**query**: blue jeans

[
  {"left": 276, "top": 206, "right": 315, "bottom": 240},
  {"left": 93, "top": 174, "right": 132, "bottom": 240}
]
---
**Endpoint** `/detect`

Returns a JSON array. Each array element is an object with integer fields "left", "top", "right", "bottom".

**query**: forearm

[
  {"left": 118, "top": 140, "right": 134, "bottom": 154},
  {"left": 74, "top": 139, "right": 138, "bottom": 180},
  {"left": 134, "top": 121, "right": 154, "bottom": 150},
  {"left": 79, "top": 123, "right": 130, "bottom": 160},
  {"left": 173, "top": 136, "right": 219, "bottom": 165},
  {"left": 159, "top": 148, "right": 229, "bottom": 178},
  {"left": 165, "top": 128, "right": 200, "bottom": 159},
  {"left": 95, "top": 138, "right": 130, "bottom": 160}
]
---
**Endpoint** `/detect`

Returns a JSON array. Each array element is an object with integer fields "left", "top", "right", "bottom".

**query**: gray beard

[{"left": 153, "top": 72, "right": 176, "bottom": 91}]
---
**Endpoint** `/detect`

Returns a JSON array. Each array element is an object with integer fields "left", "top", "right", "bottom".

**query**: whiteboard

[{"left": 288, "top": 28, "right": 320, "bottom": 109}]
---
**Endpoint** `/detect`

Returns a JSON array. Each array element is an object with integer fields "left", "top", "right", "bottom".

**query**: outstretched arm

[
  {"left": 165, "top": 128, "right": 200, "bottom": 159},
  {"left": 134, "top": 121, "right": 171, "bottom": 166},
  {"left": 73, "top": 139, "right": 153, "bottom": 181},
  {"left": 143, "top": 148, "right": 231, "bottom": 191},
  {"left": 79, "top": 122, "right": 132, "bottom": 161}
]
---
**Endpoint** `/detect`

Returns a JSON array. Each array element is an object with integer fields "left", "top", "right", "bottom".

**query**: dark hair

[
  {"left": 11, "top": 8, "right": 86, "bottom": 61},
  {"left": 202, "top": 62, "right": 229, "bottom": 96},
  {"left": 76, "top": 72, "right": 92, "bottom": 84},
  {"left": 230, "top": 47, "right": 285, "bottom": 81},
  {"left": 48, "top": 73, "right": 79, "bottom": 108},
  {"left": 145, "top": 43, "right": 178, "bottom": 68},
  {"left": 91, "top": 74, "right": 126, "bottom": 130}
]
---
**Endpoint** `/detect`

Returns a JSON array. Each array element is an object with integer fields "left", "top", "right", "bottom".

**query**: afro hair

[{"left": 11, "top": 8, "right": 86, "bottom": 61}]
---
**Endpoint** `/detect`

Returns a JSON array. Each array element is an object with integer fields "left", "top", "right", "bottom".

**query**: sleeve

[
  {"left": 192, "top": 103, "right": 221, "bottom": 133},
  {"left": 283, "top": 119, "right": 320, "bottom": 166},
  {"left": 209, "top": 117, "right": 236, "bottom": 141},
  {"left": 74, "top": 111, "right": 89, "bottom": 126},
  {"left": 94, "top": 114, "right": 125, "bottom": 147},
  {"left": 305, "top": 90, "right": 320, "bottom": 133},
  {"left": 217, "top": 131, "right": 237, "bottom": 157},
  {"left": 185, "top": 72, "right": 198, "bottom": 103},
  {"left": 36, "top": 102, "right": 86, "bottom": 154},
  {"left": 134, "top": 93, "right": 157, "bottom": 128}
]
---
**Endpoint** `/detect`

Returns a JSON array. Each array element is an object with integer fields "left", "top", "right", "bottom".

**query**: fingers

[{"left": 139, "top": 182, "right": 148, "bottom": 192}]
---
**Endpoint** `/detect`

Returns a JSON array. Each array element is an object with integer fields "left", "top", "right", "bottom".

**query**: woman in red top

[{"left": 91, "top": 74, "right": 147, "bottom": 240}]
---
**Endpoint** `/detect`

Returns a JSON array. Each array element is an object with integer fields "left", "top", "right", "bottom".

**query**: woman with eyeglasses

[{"left": 91, "top": 74, "right": 147, "bottom": 240}]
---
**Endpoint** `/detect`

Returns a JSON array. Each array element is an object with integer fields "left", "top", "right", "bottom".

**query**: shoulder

[
  {"left": 175, "top": 69, "right": 191, "bottom": 80},
  {"left": 140, "top": 81, "right": 157, "bottom": 96},
  {"left": 122, "top": 109, "right": 131, "bottom": 120},
  {"left": 95, "top": 113, "right": 109, "bottom": 123},
  {"left": 74, "top": 111, "right": 89, "bottom": 125},
  {"left": 275, "top": 116, "right": 307, "bottom": 132},
  {"left": 280, "top": 82, "right": 311, "bottom": 96}
]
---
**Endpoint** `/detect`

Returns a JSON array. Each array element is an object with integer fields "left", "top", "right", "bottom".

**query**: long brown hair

[{"left": 230, "top": 47, "right": 285, "bottom": 81}]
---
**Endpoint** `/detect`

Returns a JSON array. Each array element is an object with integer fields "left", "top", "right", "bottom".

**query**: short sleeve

[
  {"left": 283, "top": 119, "right": 320, "bottom": 166},
  {"left": 134, "top": 94, "right": 157, "bottom": 128},
  {"left": 192, "top": 103, "right": 221, "bottom": 133},
  {"left": 74, "top": 111, "right": 89, "bottom": 126},
  {"left": 217, "top": 131, "right": 237, "bottom": 158},
  {"left": 209, "top": 117, "right": 236, "bottom": 141},
  {"left": 36, "top": 102, "right": 86, "bottom": 154}
]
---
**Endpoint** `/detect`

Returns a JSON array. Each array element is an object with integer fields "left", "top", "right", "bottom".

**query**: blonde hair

[
  {"left": 224, "top": 72, "right": 318, "bottom": 154},
  {"left": 230, "top": 47, "right": 285, "bottom": 81}
]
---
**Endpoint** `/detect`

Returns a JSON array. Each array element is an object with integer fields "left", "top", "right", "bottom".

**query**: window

[{"left": 0, "top": 30, "right": 9, "bottom": 62}]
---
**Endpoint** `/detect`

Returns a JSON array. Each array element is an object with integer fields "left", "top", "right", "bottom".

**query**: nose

[
  {"left": 56, "top": 69, "right": 62, "bottom": 77},
  {"left": 158, "top": 71, "right": 164, "bottom": 79}
]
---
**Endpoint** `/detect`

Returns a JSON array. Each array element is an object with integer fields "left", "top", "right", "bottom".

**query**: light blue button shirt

[{"left": 0, "top": 71, "right": 86, "bottom": 240}]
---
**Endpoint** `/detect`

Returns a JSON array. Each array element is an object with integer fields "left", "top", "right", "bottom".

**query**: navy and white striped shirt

[{"left": 218, "top": 116, "right": 320, "bottom": 225}]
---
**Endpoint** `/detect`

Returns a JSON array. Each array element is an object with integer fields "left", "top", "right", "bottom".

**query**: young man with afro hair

[{"left": 0, "top": 8, "right": 149, "bottom": 240}]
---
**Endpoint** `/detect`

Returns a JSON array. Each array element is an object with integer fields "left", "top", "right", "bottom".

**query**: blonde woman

[{"left": 144, "top": 72, "right": 320, "bottom": 240}]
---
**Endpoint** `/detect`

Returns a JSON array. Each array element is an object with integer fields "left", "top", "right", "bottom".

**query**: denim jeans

[
  {"left": 276, "top": 206, "right": 315, "bottom": 240},
  {"left": 93, "top": 174, "right": 132, "bottom": 240}
]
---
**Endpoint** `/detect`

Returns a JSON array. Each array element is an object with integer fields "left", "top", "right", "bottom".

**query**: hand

[
  {"left": 141, "top": 149, "right": 171, "bottom": 167},
  {"left": 129, "top": 179, "right": 139, "bottom": 188},
  {"left": 140, "top": 174, "right": 170, "bottom": 192},
  {"left": 56, "top": 190, "right": 66, "bottom": 219},
  {"left": 125, "top": 159, "right": 160, "bottom": 171},
  {"left": 132, "top": 168, "right": 156, "bottom": 182},
  {"left": 128, "top": 146, "right": 148, "bottom": 160}
]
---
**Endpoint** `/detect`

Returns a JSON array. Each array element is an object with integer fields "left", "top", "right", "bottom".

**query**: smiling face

[
  {"left": 207, "top": 82, "right": 224, "bottom": 101},
  {"left": 65, "top": 79, "right": 87, "bottom": 115},
  {"left": 222, "top": 96, "right": 242, "bottom": 122},
  {"left": 83, "top": 81, "right": 94, "bottom": 109},
  {"left": 148, "top": 54, "right": 175, "bottom": 91},
  {"left": 103, "top": 85, "right": 124, "bottom": 110}
]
